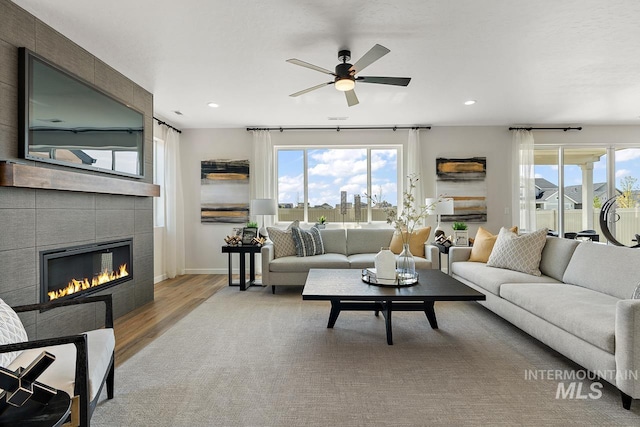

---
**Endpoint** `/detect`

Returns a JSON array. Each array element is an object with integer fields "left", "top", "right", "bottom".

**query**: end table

[{"left": 221, "top": 245, "right": 262, "bottom": 291}]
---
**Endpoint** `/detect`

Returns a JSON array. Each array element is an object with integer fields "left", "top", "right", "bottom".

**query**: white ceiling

[{"left": 12, "top": 0, "right": 640, "bottom": 129}]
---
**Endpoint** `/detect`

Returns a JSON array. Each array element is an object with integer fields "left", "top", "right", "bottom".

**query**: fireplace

[{"left": 40, "top": 238, "right": 133, "bottom": 303}]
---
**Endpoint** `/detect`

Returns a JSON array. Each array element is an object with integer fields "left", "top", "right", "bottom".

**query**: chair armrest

[
  {"left": 0, "top": 334, "right": 90, "bottom": 410},
  {"left": 615, "top": 299, "right": 640, "bottom": 398},
  {"left": 261, "top": 243, "right": 274, "bottom": 286},
  {"left": 12, "top": 294, "right": 113, "bottom": 328}
]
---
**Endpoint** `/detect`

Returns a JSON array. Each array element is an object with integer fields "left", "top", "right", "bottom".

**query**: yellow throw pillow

[
  {"left": 469, "top": 226, "right": 518, "bottom": 263},
  {"left": 389, "top": 227, "right": 431, "bottom": 258}
]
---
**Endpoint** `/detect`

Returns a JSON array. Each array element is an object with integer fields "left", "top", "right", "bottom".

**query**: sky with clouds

[
  {"left": 278, "top": 148, "right": 398, "bottom": 207},
  {"left": 535, "top": 148, "right": 640, "bottom": 189}
]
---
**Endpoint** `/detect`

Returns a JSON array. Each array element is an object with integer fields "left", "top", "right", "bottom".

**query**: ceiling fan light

[{"left": 335, "top": 78, "right": 355, "bottom": 92}]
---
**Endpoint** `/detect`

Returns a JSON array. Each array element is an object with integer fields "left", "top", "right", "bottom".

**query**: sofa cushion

[
  {"left": 451, "top": 261, "right": 559, "bottom": 295},
  {"left": 469, "top": 226, "right": 517, "bottom": 263},
  {"left": 291, "top": 226, "right": 325, "bottom": 257},
  {"left": 389, "top": 227, "right": 431, "bottom": 258},
  {"left": 8, "top": 328, "right": 115, "bottom": 401},
  {"left": 487, "top": 228, "right": 548, "bottom": 276},
  {"left": 539, "top": 236, "right": 580, "bottom": 281},
  {"left": 563, "top": 242, "right": 640, "bottom": 300},
  {"left": 346, "top": 229, "right": 394, "bottom": 255},
  {"left": 499, "top": 283, "right": 618, "bottom": 353},
  {"left": 0, "top": 298, "right": 28, "bottom": 368},
  {"left": 319, "top": 229, "right": 347, "bottom": 255},
  {"left": 269, "top": 253, "right": 350, "bottom": 272},
  {"left": 267, "top": 220, "right": 299, "bottom": 259}
]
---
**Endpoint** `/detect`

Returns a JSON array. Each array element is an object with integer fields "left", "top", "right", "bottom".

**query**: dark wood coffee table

[{"left": 302, "top": 268, "right": 486, "bottom": 345}]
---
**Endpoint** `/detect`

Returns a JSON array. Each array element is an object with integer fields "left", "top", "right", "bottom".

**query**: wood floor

[{"left": 113, "top": 274, "right": 227, "bottom": 367}]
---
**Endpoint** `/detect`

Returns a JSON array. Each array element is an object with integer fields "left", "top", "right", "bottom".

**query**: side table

[
  {"left": 221, "top": 245, "right": 262, "bottom": 291},
  {"left": 0, "top": 390, "right": 71, "bottom": 427},
  {"left": 433, "top": 242, "right": 451, "bottom": 272}
]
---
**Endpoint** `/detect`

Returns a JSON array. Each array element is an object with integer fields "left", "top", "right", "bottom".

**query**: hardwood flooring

[{"left": 113, "top": 274, "right": 227, "bottom": 367}]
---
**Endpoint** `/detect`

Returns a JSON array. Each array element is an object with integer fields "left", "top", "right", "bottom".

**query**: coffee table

[{"left": 302, "top": 268, "right": 486, "bottom": 345}]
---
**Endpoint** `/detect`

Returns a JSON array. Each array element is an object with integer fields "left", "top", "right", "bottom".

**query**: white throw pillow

[
  {"left": 486, "top": 228, "right": 548, "bottom": 276},
  {"left": 0, "top": 298, "right": 28, "bottom": 368},
  {"left": 266, "top": 220, "right": 299, "bottom": 259}
]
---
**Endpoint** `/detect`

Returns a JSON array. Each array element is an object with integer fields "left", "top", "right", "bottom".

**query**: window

[
  {"left": 153, "top": 137, "right": 166, "bottom": 227},
  {"left": 534, "top": 145, "right": 640, "bottom": 245},
  {"left": 276, "top": 147, "right": 399, "bottom": 223}
]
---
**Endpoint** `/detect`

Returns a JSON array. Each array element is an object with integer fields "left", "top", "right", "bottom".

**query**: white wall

[
  {"left": 176, "top": 125, "right": 640, "bottom": 273},
  {"left": 178, "top": 126, "right": 515, "bottom": 273},
  {"left": 181, "top": 128, "right": 252, "bottom": 274}
]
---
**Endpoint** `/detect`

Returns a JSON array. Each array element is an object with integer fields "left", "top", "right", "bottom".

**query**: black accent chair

[{"left": 0, "top": 295, "right": 115, "bottom": 427}]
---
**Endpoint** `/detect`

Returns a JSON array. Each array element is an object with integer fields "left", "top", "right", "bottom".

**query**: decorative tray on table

[{"left": 361, "top": 269, "right": 418, "bottom": 287}]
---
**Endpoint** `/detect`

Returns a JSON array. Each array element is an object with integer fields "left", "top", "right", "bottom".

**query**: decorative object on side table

[
  {"left": 368, "top": 174, "right": 434, "bottom": 284},
  {"left": 241, "top": 225, "right": 258, "bottom": 245},
  {"left": 452, "top": 221, "right": 469, "bottom": 246}
]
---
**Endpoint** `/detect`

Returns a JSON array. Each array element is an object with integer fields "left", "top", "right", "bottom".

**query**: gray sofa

[
  {"left": 448, "top": 236, "right": 640, "bottom": 409},
  {"left": 261, "top": 228, "right": 439, "bottom": 293}
]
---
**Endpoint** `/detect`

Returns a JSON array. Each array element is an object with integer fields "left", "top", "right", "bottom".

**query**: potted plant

[
  {"left": 452, "top": 222, "right": 469, "bottom": 246},
  {"left": 315, "top": 215, "right": 327, "bottom": 229}
]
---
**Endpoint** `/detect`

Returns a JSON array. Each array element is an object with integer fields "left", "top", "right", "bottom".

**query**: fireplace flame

[{"left": 47, "top": 264, "right": 129, "bottom": 301}]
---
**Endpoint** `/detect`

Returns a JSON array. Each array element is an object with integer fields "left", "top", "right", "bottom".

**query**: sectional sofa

[
  {"left": 261, "top": 228, "right": 439, "bottom": 293},
  {"left": 448, "top": 236, "right": 640, "bottom": 409}
]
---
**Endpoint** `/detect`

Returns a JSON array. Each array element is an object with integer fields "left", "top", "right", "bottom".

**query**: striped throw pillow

[{"left": 291, "top": 226, "right": 325, "bottom": 257}]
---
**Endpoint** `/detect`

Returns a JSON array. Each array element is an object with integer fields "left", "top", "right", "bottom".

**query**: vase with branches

[{"left": 368, "top": 174, "right": 434, "bottom": 283}]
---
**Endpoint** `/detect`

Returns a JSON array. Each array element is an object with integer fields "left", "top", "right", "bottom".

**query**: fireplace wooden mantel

[{"left": 0, "top": 161, "right": 160, "bottom": 197}]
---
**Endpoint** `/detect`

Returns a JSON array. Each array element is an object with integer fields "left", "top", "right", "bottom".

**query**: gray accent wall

[{"left": 0, "top": 0, "right": 154, "bottom": 338}]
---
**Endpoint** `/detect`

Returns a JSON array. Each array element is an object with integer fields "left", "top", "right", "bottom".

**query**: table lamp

[
  {"left": 426, "top": 197, "right": 454, "bottom": 235},
  {"left": 250, "top": 198, "right": 277, "bottom": 238}
]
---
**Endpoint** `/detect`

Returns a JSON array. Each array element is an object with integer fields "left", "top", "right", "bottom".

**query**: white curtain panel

[
  {"left": 511, "top": 129, "right": 536, "bottom": 232},
  {"left": 407, "top": 129, "right": 427, "bottom": 224},
  {"left": 163, "top": 127, "right": 185, "bottom": 278},
  {"left": 251, "top": 130, "right": 275, "bottom": 228}
]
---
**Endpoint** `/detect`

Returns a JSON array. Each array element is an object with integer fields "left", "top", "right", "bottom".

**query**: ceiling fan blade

[
  {"left": 345, "top": 89, "right": 359, "bottom": 107},
  {"left": 286, "top": 59, "right": 335, "bottom": 75},
  {"left": 356, "top": 76, "right": 411, "bottom": 86},
  {"left": 349, "top": 44, "right": 390, "bottom": 74},
  {"left": 289, "top": 82, "right": 333, "bottom": 97}
]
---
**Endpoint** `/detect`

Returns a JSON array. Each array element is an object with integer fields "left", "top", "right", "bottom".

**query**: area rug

[{"left": 92, "top": 285, "right": 639, "bottom": 426}]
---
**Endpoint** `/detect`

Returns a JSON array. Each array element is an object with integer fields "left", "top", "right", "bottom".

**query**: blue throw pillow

[{"left": 291, "top": 226, "right": 325, "bottom": 257}]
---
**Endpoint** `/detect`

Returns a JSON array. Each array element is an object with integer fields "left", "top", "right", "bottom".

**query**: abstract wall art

[
  {"left": 200, "top": 159, "right": 250, "bottom": 223},
  {"left": 436, "top": 157, "right": 487, "bottom": 223}
]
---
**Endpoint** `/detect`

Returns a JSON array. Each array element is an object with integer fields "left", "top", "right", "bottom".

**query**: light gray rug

[{"left": 92, "top": 285, "right": 639, "bottom": 426}]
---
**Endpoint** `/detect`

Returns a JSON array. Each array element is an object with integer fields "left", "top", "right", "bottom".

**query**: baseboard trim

[
  {"left": 184, "top": 268, "right": 229, "bottom": 275},
  {"left": 154, "top": 274, "right": 167, "bottom": 284}
]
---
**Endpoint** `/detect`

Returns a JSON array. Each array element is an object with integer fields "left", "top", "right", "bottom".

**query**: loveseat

[
  {"left": 261, "top": 228, "right": 439, "bottom": 293},
  {"left": 448, "top": 234, "right": 640, "bottom": 409}
]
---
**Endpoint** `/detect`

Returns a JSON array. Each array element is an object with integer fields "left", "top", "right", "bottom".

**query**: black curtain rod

[
  {"left": 153, "top": 117, "right": 182, "bottom": 133},
  {"left": 508, "top": 126, "right": 582, "bottom": 132},
  {"left": 246, "top": 126, "right": 431, "bottom": 132}
]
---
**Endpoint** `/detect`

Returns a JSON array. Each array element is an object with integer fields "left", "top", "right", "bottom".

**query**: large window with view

[
  {"left": 534, "top": 146, "right": 640, "bottom": 246},
  {"left": 276, "top": 147, "right": 399, "bottom": 223}
]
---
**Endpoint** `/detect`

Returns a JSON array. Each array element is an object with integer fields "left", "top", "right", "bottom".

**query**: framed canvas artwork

[
  {"left": 200, "top": 159, "right": 250, "bottom": 223},
  {"left": 436, "top": 157, "right": 487, "bottom": 223}
]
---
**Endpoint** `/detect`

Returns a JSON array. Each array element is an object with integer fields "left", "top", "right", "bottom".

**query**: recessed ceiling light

[
  {"left": 173, "top": 110, "right": 183, "bottom": 115},
  {"left": 207, "top": 102, "right": 219, "bottom": 108},
  {"left": 464, "top": 100, "right": 476, "bottom": 106}
]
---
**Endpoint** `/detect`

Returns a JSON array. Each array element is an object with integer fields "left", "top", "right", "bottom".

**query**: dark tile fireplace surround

[{"left": 0, "top": 0, "right": 157, "bottom": 339}]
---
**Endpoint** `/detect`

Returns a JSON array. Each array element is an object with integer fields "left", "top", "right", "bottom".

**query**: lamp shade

[
  {"left": 425, "top": 198, "right": 455, "bottom": 215},
  {"left": 250, "top": 199, "right": 277, "bottom": 215}
]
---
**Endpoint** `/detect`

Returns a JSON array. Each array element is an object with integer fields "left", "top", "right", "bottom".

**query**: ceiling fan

[{"left": 286, "top": 44, "right": 411, "bottom": 107}]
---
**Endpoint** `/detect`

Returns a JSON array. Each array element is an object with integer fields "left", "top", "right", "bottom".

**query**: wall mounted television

[{"left": 18, "top": 48, "right": 144, "bottom": 178}]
